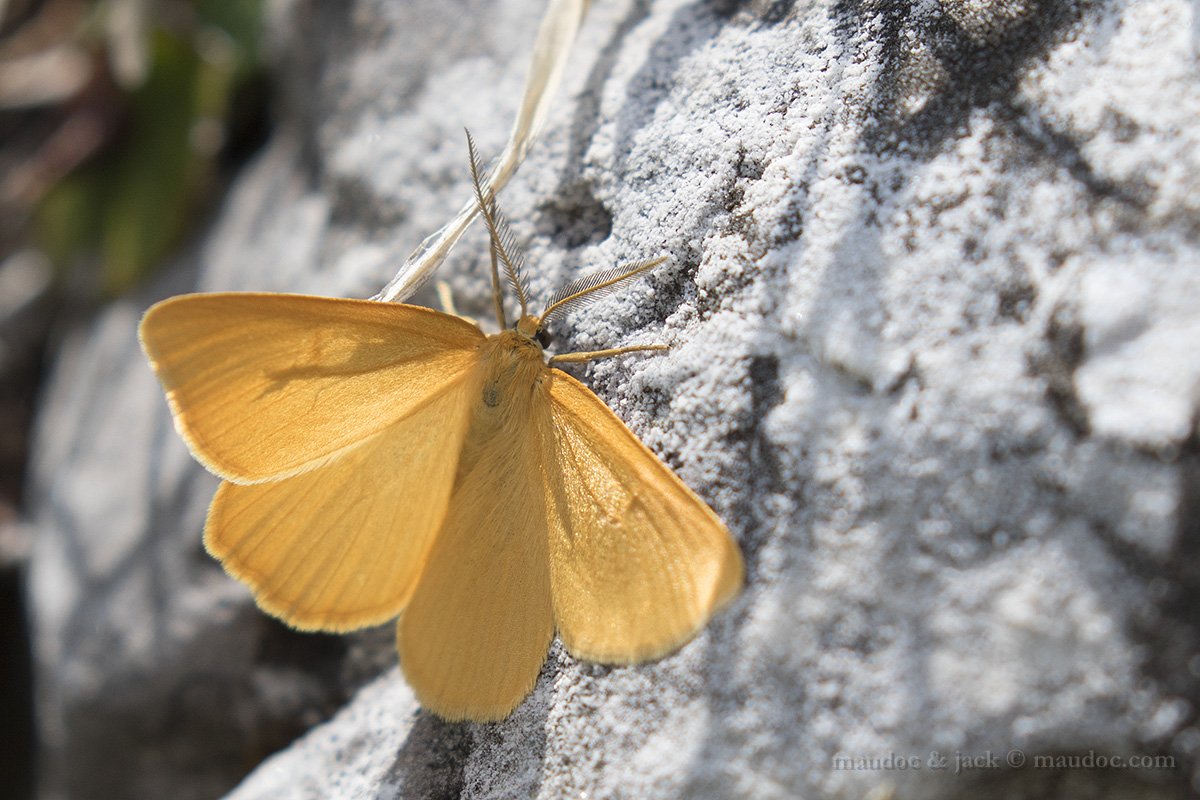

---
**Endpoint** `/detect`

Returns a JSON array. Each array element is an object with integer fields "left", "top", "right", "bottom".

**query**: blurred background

[{"left": 1, "top": 1, "right": 269, "bottom": 797}]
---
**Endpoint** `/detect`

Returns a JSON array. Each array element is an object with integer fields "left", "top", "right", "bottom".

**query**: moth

[{"left": 139, "top": 136, "right": 743, "bottom": 720}]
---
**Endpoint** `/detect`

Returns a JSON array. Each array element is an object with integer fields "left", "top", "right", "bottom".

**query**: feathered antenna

[
  {"left": 467, "top": 131, "right": 531, "bottom": 328},
  {"left": 541, "top": 257, "right": 666, "bottom": 325},
  {"left": 373, "top": 0, "right": 592, "bottom": 303},
  {"left": 489, "top": 202, "right": 530, "bottom": 318},
  {"left": 467, "top": 132, "right": 508, "bottom": 329}
]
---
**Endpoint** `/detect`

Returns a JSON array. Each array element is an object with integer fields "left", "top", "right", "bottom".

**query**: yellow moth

[{"left": 138, "top": 137, "right": 743, "bottom": 721}]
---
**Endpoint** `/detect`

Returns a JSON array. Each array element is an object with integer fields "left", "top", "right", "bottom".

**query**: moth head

[
  {"left": 514, "top": 314, "right": 553, "bottom": 349},
  {"left": 466, "top": 129, "right": 666, "bottom": 346},
  {"left": 515, "top": 314, "right": 542, "bottom": 340}
]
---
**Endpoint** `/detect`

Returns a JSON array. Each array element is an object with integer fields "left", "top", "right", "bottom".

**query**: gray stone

[{"left": 26, "top": 0, "right": 1200, "bottom": 798}]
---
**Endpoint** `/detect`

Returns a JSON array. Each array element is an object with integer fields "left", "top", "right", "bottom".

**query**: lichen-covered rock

[{"left": 27, "top": 0, "right": 1200, "bottom": 798}]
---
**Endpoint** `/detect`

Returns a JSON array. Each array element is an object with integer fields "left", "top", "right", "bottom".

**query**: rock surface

[{"left": 26, "top": 0, "right": 1200, "bottom": 798}]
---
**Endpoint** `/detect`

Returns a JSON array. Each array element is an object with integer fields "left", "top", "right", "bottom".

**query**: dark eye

[{"left": 535, "top": 328, "right": 553, "bottom": 348}]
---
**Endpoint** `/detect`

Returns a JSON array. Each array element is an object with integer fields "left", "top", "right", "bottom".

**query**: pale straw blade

[{"left": 374, "top": 0, "right": 591, "bottom": 302}]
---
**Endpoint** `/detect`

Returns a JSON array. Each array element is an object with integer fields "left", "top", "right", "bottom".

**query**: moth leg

[
  {"left": 548, "top": 344, "right": 668, "bottom": 365},
  {"left": 436, "top": 280, "right": 478, "bottom": 326}
]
